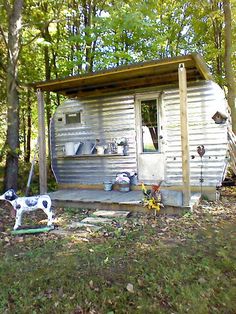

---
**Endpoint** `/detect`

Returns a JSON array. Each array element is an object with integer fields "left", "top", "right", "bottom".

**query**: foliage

[{"left": 0, "top": 0, "right": 235, "bottom": 187}]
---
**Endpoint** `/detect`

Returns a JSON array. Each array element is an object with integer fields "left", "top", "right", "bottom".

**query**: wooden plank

[
  {"left": 63, "top": 70, "right": 200, "bottom": 98},
  {"left": 178, "top": 63, "right": 191, "bottom": 206},
  {"left": 37, "top": 89, "right": 47, "bottom": 194},
  {"left": 191, "top": 53, "right": 212, "bottom": 80},
  {"left": 34, "top": 55, "right": 195, "bottom": 91}
]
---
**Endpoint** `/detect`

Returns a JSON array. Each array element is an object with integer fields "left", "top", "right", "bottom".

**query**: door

[{"left": 135, "top": 93, "right": 165, "bottom": 183}]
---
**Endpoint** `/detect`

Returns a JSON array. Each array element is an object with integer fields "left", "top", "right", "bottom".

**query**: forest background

[{"left": 0, "top": 0, "right": 235, "bottom": 191}]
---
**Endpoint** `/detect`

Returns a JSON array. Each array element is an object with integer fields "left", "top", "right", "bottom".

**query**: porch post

[
  {"left": 36, "top": 88, "right": 47, "bottom": 194},
  {"left": 178, "top": 63, "right": 191, "bottom": 206}
]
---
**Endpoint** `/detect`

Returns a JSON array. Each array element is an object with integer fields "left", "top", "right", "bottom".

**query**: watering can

[{"left": 65, "top": 142, "right": 82, "bottom": 155}]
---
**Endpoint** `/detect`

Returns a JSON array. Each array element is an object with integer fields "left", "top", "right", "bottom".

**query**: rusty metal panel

[
  {"left": 163, "top": 81, "right": 228, "bottom": 187},
  {"left": 51, "top": 95, "right": 137, "bottom": 184}
]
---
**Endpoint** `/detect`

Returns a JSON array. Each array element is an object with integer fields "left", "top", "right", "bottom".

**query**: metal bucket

[
  {"left": 118, "top": 182, "right": 130, "bottom": 192},
  {"left": 104, "top": 181, "right": 113, "bottom": 191}
]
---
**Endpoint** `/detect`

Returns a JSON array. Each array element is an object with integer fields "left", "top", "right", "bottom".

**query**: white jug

[
  {"left": 65, "top": 142, "right": 81, "bottom": 155},
  {"left": 96, "top": 145, "right": 104, "bottom": 155},
  {"left": 65, "top": 142, "right": 74, "bottom": 155}
]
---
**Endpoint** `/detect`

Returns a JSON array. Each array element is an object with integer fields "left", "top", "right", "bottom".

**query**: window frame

[
  {"left": 64, "top": 110, "right": 82, "bottom": 125},
  {"left": 135, "top": 92, "right": 162, "bottom": 155}
]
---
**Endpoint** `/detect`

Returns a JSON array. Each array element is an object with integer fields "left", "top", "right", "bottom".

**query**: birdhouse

[{"left": 212, "top": 111, "right": 227, "bottom": 124}]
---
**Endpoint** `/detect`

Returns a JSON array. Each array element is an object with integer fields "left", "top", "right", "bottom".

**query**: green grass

[{"left": 0, "top": 216, "right": 235, "bottom": 314}]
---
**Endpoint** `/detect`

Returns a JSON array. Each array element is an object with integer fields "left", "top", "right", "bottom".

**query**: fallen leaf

[
  {"left": 137, "top": 278, "right": 145, "bottom": 287},
  {"left": 70, "top": 293, "right": 76, "bottom": 300},
  {"left": 89, "top": 280, "right": 94, "bottom": 289},
  {"left": 104, "top": 256, "right": 109, "bottom": 263},
  {"left": 126, "top": 283, "right": 134, "bottom": 293},
  {"left": 4, "top": 236, "right": 10, "bottom": 242},
  {"left": 198, "top": 277, "right": 207, "bottom": 284}
]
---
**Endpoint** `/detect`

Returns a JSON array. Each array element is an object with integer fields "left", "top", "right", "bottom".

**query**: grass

[
  {"left": 0, "top": 222, "right": 236, "bottom": 313},
  {"left": 0, "top": 190, "right": 236, "bottom": 313}
]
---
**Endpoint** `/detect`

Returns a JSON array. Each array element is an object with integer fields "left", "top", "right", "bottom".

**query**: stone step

[
  {"left": 68, "top": 221, "right": 102, "bottom": 231},
  {"left": 80, "top": 217, "right": 113, "bottom": 224},
  {"left": 92, "top": 210, "right": 130, "bottom": 218}
]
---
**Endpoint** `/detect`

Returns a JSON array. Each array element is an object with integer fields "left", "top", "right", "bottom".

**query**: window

[
  {"left": 65, "top": 112, "right": 82, "bottom": 124},
  {"left": 141, "top": 99, "right": 159, "bottom": 152}
]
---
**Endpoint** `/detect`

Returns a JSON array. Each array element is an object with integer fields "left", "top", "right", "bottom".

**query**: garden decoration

[
  {"left": 0, "top": 189, "right": 54, "bottom": 234},
  {"left": 142, "top": 182, "right": 163, "bottom": 217},
  {"left": 197, "top": 145, "right": 206, "bottom": 197}
]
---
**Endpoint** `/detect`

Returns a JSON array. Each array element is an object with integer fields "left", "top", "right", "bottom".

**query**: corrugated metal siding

[
  {"left": 51, "top": 81, "right": 228, "bottom": 187},
  {"left": 51, "top": 95, "right": 137, "bottom": 184},
  {"left": 163, "top": 81, "right": 228, "bottom": 187}
]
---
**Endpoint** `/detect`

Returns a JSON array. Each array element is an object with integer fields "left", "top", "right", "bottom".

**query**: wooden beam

[
  {"left": 33, "top": 55, "right": 194, "bottom": 91},
  {"left": 37, "top": 89, "right": 47, "bottom": 194},
  {"left": 64, "top": 69, "right": 200, "bottom": 98},
  {"left": 178, "top": 63, "right": 191, "bottom": 206}
]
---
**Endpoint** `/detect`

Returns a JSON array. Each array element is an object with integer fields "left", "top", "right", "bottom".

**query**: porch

[{"left": 49, "top": 188, "right": 201, "bottom": 214}]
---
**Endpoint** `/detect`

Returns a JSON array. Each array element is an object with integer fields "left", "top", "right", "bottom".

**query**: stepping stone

[
  {"left": 68, "top": 221, "right": 101, "bottom": 231},
  {"left": 81, "top": 217, "right": 112, "bottom": 224},
  {"left": 92, "top": 210, "right": 130, "bottom": 218}
]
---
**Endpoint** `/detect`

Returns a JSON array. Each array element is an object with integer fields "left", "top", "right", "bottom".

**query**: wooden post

[
  {"left": 178, "top": 63, "right": 191, "bottom": 206},
  {"left": 37, "top": 89, "right": 47, "bottom": 194}
]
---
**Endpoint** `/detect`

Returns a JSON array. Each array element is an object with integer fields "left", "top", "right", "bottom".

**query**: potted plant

[
  {"left": 115, "top": 172, "right": 130, "bottom": 192},
  {"left": 116, "top": 137, "right": 127, "bottom": 155}
]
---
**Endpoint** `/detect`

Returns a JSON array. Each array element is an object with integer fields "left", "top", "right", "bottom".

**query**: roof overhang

[{"left": 33, "top": 53, "right": 212, "bottom": 98}]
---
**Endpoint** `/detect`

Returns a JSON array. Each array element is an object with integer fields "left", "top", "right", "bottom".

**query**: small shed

[{"left": 34, "top": 53, "right": 229, "bottom": 206}]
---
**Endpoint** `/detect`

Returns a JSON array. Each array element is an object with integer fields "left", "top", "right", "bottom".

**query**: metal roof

[{"left": 33, "top": 53, "right": 212, "bottom": 98}]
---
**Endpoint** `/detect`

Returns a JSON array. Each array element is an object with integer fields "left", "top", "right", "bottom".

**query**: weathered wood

[
  {"left": 33, "top": 54, "right": 211, "bottom": 97},
  {"left": 63, "top": 70, "right": 200, "bottom": 98},
  {"left": 178, "top": 63, "right": 191, "bottom": 206},
  {"left": 57, "top": 183, "right": 217, "bottom": 194},
  {"left": 37, "top": 89, "right": 47, "bottom": 194}
]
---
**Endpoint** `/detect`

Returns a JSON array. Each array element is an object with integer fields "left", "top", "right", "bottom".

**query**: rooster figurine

[{"left": 197, "top": 145, "right": 205, "bottom": 158}]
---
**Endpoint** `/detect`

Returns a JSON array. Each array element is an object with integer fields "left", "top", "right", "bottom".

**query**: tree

[
  {"left": 2, "top": 0, "right": 24, "bottom": 190},
  {"left": 223, "top": 0, "right": 236, "bottom": 133}
]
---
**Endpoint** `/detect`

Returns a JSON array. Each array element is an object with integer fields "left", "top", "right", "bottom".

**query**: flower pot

[
  {"left": 117, "top": 146, "right": 124, "bottom": 155},
  {"left": 118, "top": 182, "right": 130, "bottom": 192}
]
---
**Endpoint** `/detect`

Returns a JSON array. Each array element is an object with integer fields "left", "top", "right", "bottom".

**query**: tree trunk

[
  {"left": 223, "top": 0, "right": 236, "bottom": 133},
  {"left": 4, "top": 0, "right": 24, "bottom": 191},
  {"left": 41, "top": 20, "right": 52, "bottom": 158},
  {"left": 209, "top": 0, "right": 224, "bottom": 85}
]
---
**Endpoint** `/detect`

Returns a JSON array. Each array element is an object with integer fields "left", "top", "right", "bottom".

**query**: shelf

[{"left": 56, "top": 154, "right": 126, "bottom": 159}]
